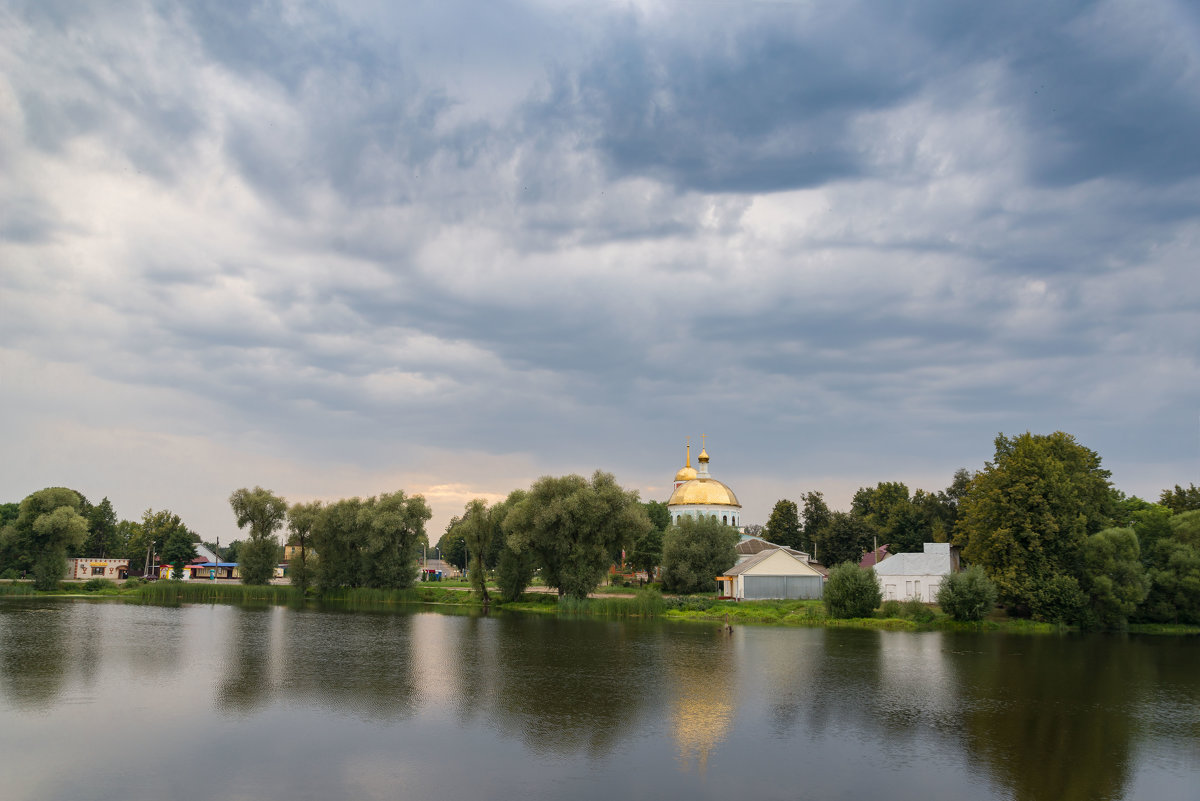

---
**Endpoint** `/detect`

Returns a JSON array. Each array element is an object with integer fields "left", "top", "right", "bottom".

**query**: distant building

[
  {"left": 872, "top": 542, "right": 960, "bottom": 602},
  {"left": 66, "top": 558, "right": 129, "bottom": 581},
  {"left": 717, "top": 547, "right": 825, "bottom": 600}
]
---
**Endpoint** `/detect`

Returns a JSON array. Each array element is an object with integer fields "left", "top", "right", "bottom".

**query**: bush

[
  {"left": 936, "top": 566, "right": 998, "bottom": 622},
  {"left": 824, "top": 563, "right": 882, "bottom": 619},
  {"left": 83, "top": 578, "right": 118, "bottom": 592},
  {"left": 901, "top": 598, "right": 936, "bottom": 623},
  {"left": 879, "top": 600, "right": 902, "bottom": 618},
  {"left": 122, "top": 577, "right": 146, "bottom": 589},
  {"left": 0, "top": 568, "right": 19, "bottom": 580}
]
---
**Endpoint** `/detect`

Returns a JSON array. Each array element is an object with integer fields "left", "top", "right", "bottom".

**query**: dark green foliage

[
  {"left": 161, "top": 518, "right": 198, "bottom": 580},
  {"left": 239, "top": 537, "right": 279, "bottom": 585},
  {"left": 286, "top": 501, "right": 321, "bottom": 594},
  {"left": 765, "top": 499, "right": 802, "bottom": 549},
  {"left": 958, "top": 431, "right": 1113, "bottom": 618},
  {"left": 879, "top": 600, "right": 903, "bottom": 618},
  {"left": 503, "top": 471, "right": 651, "bottom": 600},
  {"left": 459, "top": 499, "right": 493, "bottom": 602},
  {"left": 437, "top": 523, "right": 467, "bottom": 570},
  {"left": 84, "top": 497, "right": 121, "bottom": 558},
  {"left": 816, "top": 511, "right": 872, "bottom": 569},
  {"left": 643, "top": 500, "right": 671, "bottom": 532},
  {"left": 936, "top": 566, "right": 998, "bottom": 622},
  {"left": 310, "top": 491, "right": 431, "bottom": 591},
  {"left": 901, "top": 598, "right": 936, "bottom": 623},
  {"left": 229, "top": 486, "right": 288, "bottom": 585},
  {"left": 801, "top": 491, "right": 831, "bottom": 555},
  {"left": 83, "top": 577, "right": 118, "bottom": 592},
  {"left": 660, "top": 516, "right": 739, "bottom": 594},
  {"left": 823, "top": 562, "right": 882, "bottom": 619},
  {"left": 627, "top": 525, "right": 663, "bottom": 582},
  {"left": 1159, "top": 483, "right": 1200, "bottom": 513},
  {"left": 1079, "top": 527, "right": 1149, "bottom": 630},
  {"left": 496, "top": 542, "right": 537, "bottom": 602},
  {"left": 3, "top": 488, "right": 90, "bottom": 590},
  {"left": 1138, "top": 510, "right": 1200, "bottom": 623}
]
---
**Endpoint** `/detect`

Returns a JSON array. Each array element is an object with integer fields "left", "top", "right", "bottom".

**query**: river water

[{"left": 0, "top": 599, "right": 1196, "bottom": 801}]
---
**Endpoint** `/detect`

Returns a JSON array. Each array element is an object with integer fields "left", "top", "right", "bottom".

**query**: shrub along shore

[{"left": 3, "top": 579, "right": 1197, "bottom": 635}]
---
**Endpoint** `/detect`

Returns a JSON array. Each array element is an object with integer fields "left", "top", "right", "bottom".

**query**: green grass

[
  {"left": 0, "top": 582, "right": 37, "bottom": 596},
  {"left": 134, "top": 581, "right": 299, "bottom": 604}
]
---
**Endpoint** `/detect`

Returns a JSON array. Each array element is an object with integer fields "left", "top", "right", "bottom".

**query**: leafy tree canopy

[
  {"left": 661, "top": 515, "right": 739, "bottom": 594},
  {"left": 1159, "top": 483, "right": 1200, "bottom": 513},
  {"left": 504, "top": 471, "right": 650, "bottom": 599},
  {"left": 824, "top": 563, "right": 882, "bottom": 619},
  {"left": 764, "top": 499, "right": 802, "bottom": 549},
  {"left": 958, "top": 431, "right": 1113, "bottom": 619}
]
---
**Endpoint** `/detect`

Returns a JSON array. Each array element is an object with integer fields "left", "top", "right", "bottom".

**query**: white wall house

[
  {"left": 872, "top": 542, "right": 959, "bottom": 602},
  {"left": 718, "top": 548, "right": 825, "bottom": 600}
]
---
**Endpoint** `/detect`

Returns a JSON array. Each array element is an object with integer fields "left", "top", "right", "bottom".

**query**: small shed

[
  {"left": 718, "top": 548, "right": 825, "bottom": 600},
  {"left": 872, "top": 542, "right": 960, "bottom": 602}
]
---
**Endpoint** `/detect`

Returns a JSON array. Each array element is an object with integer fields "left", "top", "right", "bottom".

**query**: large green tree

[
  {"left": 764, "top": 499, "right": 802, "bottom": 549},
  {"left": 83, "top": 497, "right": 120, "bottom": 558},
  {"left": 229, "top": 486, "right": 288, "bottom": 585},
  {"left": 815, "top": 511, "right": 872, "bottom": 569},
  {"left": 801, "top": 491, "right": 832, "bottom": 557},
  {"left": 286, "top": 500, "right": 322, "bottom": 594},
  {"left": 2, "top": 488, "right": 90, "bottom": 589},
  {"left": 310, "top": 491, "right": 430, "bottom": 591},
  {"left": 957, "top": 431, "right": 1114, "bottom": 619},
  {"left": 1079, "top": 527, "right": 1148, "bottom": 630},
  {"left": 1137, "top": 510, "right": 1200, "bottom": 624},
  {"left": 360, "top": 491, "right": 432, "bottom": 590},
  {"left": 660, "top": 515, "right": 739, "bottom": 594},
  {"left": 1159, "top": 483, "right": 1200, "bottom": 513},
  {"left": 628, "top": 500, "right": 670, "bottom": 582},
  {"left": 457, "top": 498, "right": 494, "bottom": 602},
  {"left": 503, "top": 471, "right": 651, "bottom": 599},
  {"left": 160, "top": 514, "right": 198, "bottom": 580},
  {"left": 436, "top": 521, "right": 467, "bottom": 571},
  {"left": 852, "top": 482, "right": 930, "bottom": 554}
]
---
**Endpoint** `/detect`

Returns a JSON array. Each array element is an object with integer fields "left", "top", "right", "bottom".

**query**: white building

[
  {"left": 717, "top": 547, "right": 825, "bottom": 600},
  {"left": 872, "top": 542, "right": 960, "bottom": 602},
  {"left": 666, "top": 442, "right": 742, "bottom": 529}
]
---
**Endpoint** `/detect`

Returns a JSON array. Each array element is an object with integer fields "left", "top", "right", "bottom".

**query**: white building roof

[{"left": 872, "top": 542, "right": 954, "bottom": 577}]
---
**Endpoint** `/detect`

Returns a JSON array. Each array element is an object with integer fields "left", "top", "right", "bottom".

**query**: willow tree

[
  {"left": 229, "top": 486, "right": 288, "bottom": 585},
  {"left": 286, "top": 500, "right": 322, "bottom": 594},
  {"left": 3, "top": 488, "right": 89, "bottom": 589},
  {"left": 457, "top": 499, "right": 494, "bottom": 602},
  {"left": 504, "top": 471, "right": 651, "bottom": 600}
]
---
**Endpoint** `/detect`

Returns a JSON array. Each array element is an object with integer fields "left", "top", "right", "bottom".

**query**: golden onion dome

[
  {"left": 667, "top": 479, "right": 741, "bottom": 508},
  {"left": 698, "top": 448, "right": 710, "bottom": 463},
  {"left": 674, "top": 465, "right": 698, "bottom": 482}
]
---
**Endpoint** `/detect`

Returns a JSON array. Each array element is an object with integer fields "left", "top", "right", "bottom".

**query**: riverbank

[{"left": 3, "top": 580, "right": 1197, "bottom": 635}]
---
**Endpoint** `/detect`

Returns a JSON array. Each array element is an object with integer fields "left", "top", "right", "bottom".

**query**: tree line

[{"left": 761, "top": 432, "right": 1200, "bottom": 629}]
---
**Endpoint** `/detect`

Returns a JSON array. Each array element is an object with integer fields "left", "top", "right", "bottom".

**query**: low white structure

[
  {"left": 872, "top": 542, "right": 959, "bottom": 602},
  {"left": 718, "top": 548, "right": 825, "bottom": 600}
]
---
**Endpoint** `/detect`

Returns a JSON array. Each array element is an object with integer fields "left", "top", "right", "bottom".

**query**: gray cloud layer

[{"left": 2, "top": 0, "right": 1197, "bottom": 537}]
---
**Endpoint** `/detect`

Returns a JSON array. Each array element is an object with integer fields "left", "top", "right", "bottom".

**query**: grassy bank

[{"left": 4, "top": 579, "right": 1198, "bottom": 634}]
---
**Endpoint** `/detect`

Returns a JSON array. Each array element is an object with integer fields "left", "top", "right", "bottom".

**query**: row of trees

[
  {"left": 228, "top": 486, "right": 434, "bottom": 590},
  {"left": 0, "top": 488, "right": 202, "bottom": 589},
  {"left": 436, "top": 471, "right": 740, "bottom": 601},
  {"left": 764, "top": 432, "right": 1200, "bottom": 629}
]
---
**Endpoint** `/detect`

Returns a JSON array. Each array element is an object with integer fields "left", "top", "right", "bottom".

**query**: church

[{"left": 666, "top": 440, "right": 743, "bottom": 530}]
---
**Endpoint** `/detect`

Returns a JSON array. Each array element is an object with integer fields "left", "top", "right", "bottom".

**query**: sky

[{"left": 2, "top": 0, "right": 1198, "bottom": 544}]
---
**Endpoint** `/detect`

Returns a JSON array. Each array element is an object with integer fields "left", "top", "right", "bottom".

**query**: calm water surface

[{"left": 0, "top": 599, "right": 1196, "bottom": 801}]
